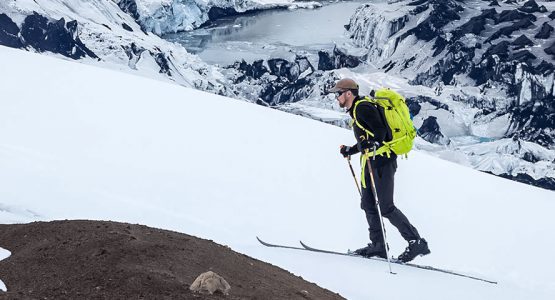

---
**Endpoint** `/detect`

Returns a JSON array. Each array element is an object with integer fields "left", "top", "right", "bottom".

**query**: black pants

[{"left": 361, "top": 160, "right": 421, "bottom": 244}]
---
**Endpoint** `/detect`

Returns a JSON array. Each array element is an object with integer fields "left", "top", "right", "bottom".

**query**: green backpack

[{"left": 353, "top": 88, "right": 416, "bottom": 157}]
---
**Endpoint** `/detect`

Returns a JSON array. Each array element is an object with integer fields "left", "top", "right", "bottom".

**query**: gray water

[{"left": 164, "top": 1, "right": 366, "bottom": 65}]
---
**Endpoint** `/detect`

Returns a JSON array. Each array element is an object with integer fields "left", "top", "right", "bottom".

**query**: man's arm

[
  {"left": 340, "top": 144, "right": 360, "bottom": 157},
  {"left": 355, "top": 103, "right": 388, "bottom": 144}
]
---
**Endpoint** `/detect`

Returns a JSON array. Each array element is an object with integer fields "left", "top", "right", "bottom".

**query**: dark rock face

[
  {"left": 117, "top": 0, "right": 150, "bottom": 33},
  {"left": 208, "top": 7, "right": 239, "bottom": 20},
  {"left": 122, "top": 23, "right": 133, "bottom": 32},
  {"left": 535, "top": 60, "right": 555, "bottom": 74},
  {"left": 4, "top": 8, "right": 171, "bottom": 77},
  {"left": 383, "top": 60, "right": 397, "bottom": 72},
  {"left": 123, "top": 42, "right": 146, "bottom": 60},
  {"left": 453, "top": 8, "right": 496, "bottom": 38},
  {"left": 0, "top": 12, "right": 97, "bottom": 59},
  {"left": 487, "top": 18, "right": 535, "bottom": 43},
  {"left": 0, "top": 13, "right": 23, "bottom": 48},
  {"left": 405, "top": 97, "right": 422, "bottom": 116},
  {"left": 117, "top": 0, "right": 140, "bottom": 21},
  {"left": 400, "top": 3, "right": 555, "bottom": 141},
  {"left": 153, "top": 52, "right": 171, "bottom": 76},
  {"left": 121, "top": 43, "right": 174, "bottom": 75},
  {"left": 207, "top": 7, "right": 271, "bottom": 24},
  {"left": 402, "top": 0, "right": 463, "bottom": 42},
  {"left": 21, "top": 13, "right": 98, "bottom": 59},
  {"left": 544, "top": 41, "right": 555, "bottom": 57},
  {"left": 318, "top": 46, "right": 367, "bottom": 71},
  {"left": 512, "top": 34, "right": 534, "bottom": 49},
  {"left": 483, "top": 41, "right": 511, "bottom": 59},
  {"left": 268, "top": 58, "right": 295, "bottom": 80},
  {"left": 408, "top": 95, "right": 450, "bottom": 111},
  {"left": 431, "top": 6, "right": 495, "bottom": 57},
  {"left": 234, "top": 59, "right": 268, "bottom": 80},
  {"left": 491, "top": 172, "right": 555, "bottom": 191},
  {"left": 268, "top": 56, "right": 314, "bottom": 82},
  {"left": 227, "top": 56, "right": 319, "bottom": 106},
  {"left": 345, "top": 0, "right": 555, "bottom": 189},
  {"left": 512, "top": 50, "right": 536, "bottom": 62},
  {"left": 518, "top": 0, "right": 541, "bottom": 14},
  {"left": 415, "top": 40, "right": 476, "bottom": 86},
  {"left": 418, "top": 116, "right": 450, "bottom": 145},
  {"left": 508, "top": 99, "right": 555, "bottom": 147},
  {"left": 409, "top": 4, "right": 429, "bottom": 15},
  {"left": 535, "top": 22, "right": 553, "bottom": 39},
  {"left": 496, "top": 9, "right": 536, "bottom": 24}
]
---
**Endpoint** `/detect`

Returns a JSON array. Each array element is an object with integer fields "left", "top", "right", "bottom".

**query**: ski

[{"left": 256, "top": 237, "right": 497, "bottom": 285}]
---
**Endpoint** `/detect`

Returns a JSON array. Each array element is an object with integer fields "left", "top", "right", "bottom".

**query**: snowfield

[
  {"left": 0, "top": 247, "right": 8, "bottom": 291},
  {"left": 1, "top": 46, "right": 555, "bottom": 299}
]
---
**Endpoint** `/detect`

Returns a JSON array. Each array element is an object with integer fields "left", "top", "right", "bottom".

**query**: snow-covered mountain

[
  {"left": 2, "top": 45, "right": 555, "bottom": 300},
  {"left": 115, "top": 0, "right": 321, "bottom": 35},
  {"left": 223, "top": 0, "right": 555, "bottom": 189},
  {"left": 1, "top": 0, "right": 553, "bottom": 190},
  {"left": 346, "top": 0, "right": 555, "bottom": 148},
  {"left": 0, "top": 0, "right": 314, "bottom": 95},
  {"left": 0, "top": 0, "right": 233, "bottom": 94},
  {"left": 0, "top": 0, "right": 321, "bottom": 98}
]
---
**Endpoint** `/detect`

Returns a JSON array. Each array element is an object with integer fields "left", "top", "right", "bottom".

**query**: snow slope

[
  {"left": 0, "top": 0, "right": 231, "bottom": 94},
  {"left": 0, "top": 247, "right": 8, "bottom": 292},
  {"left": 1, "top": 46, "right": 554, "bottom": 299}
]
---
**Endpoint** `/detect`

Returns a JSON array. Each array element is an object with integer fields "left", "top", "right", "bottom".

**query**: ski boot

[
  {"left": 397, "top": 238, "right": 430, "bottom": 262},
  {"left": 354, "top": 242, "right": 387, "bottom": 259}
]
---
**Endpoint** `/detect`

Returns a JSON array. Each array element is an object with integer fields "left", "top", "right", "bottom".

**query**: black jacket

[{"left": 346, "top": 96, "right": 396, "bottom": 168}]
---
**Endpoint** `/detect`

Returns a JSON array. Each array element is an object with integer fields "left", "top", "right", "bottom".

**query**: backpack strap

[
  {"left": 352, "top": 97, "right": 392, "bottom": 157},
  {"left": 352, "top": 98, "right": 394, "bottom": 188},
  {"left": 352, "top": 97, "right": 375, "bottom": 139}
]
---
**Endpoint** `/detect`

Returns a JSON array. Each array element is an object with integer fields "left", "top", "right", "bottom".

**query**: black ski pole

[
  {"left": 364, "top": 143, "right": 395, "bottom": 275},
  {"left": 346, "top": 156, "right": 362, "bottom": 196}
]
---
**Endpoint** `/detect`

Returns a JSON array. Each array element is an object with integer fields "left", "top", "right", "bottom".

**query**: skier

[{"left": 330, "top": 78, "right": 430, "bottom": 263}]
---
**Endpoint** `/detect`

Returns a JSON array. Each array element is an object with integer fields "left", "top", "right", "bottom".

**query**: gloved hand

[
  {"left": 340, "top": 145, "right": 352, "bottom": 158},
  {"left": 358, "top": 139, "right": 380, "bottom": 153}
]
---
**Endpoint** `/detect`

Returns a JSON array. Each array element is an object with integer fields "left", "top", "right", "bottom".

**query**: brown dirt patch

[{"left": 0, "top": 220, "right": 344, "bottom": 300}]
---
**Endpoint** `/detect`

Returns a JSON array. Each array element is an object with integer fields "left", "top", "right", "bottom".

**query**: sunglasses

[{"left": 335, "top": 90, "right": 348, "bottom": 98}]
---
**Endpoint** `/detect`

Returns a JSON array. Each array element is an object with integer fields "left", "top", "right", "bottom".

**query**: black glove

[
  {"left": 358, "top": 139, "right": 380, "bottom": 153},
  {"left": 340, "top": 145, "right": 356, "bottom": 158}
]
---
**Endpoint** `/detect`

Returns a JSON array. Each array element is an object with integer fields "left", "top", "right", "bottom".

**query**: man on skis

[{"left": 330, "top": 78, "right": 430, "bottom": 263}]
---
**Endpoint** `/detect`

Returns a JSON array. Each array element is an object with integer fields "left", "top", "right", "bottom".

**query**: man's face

[{"left": 335, "top": 90, "right": 350, "bottom": 108}]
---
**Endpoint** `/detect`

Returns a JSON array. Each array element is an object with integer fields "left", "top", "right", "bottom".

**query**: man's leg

[
  {"left": 373, "top": 161, "right": 420, "bottom": 242},
  {"left": 361, "top": 184, "right": 384, "bottom": 244},
  {"left": 356, "top": 171, "right": 387, "bottom": 258},
  {"left": 373, "top": 161, "right": 430, "bottom": 262}
]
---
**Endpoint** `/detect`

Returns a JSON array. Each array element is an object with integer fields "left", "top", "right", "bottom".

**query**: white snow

[
  {"left": 1, "top": 46, "right": 555, "bottom": 299},
  {"left": 0, "top": 0, "right": 230, "bottom": 95},
  {"left": 0, "top": 247, "right": 10, "bottom": 292},
  {"left": 4, "top": 0, "right": 552, "bottom": 191},
  {"left": 308, "top": 69, "right": 555, "bottom": 183}
]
